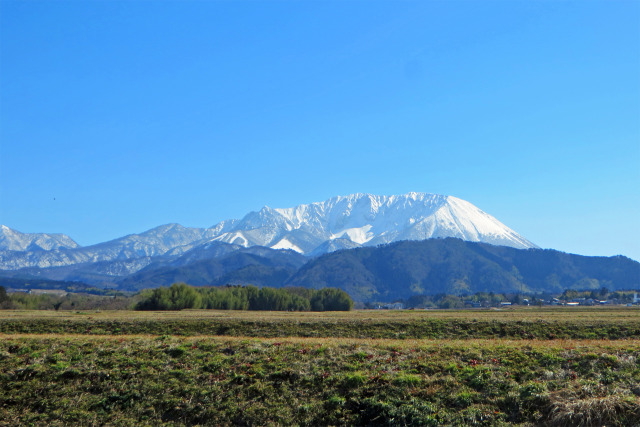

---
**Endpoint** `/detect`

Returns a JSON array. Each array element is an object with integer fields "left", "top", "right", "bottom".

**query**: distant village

[{"left": 373, "top": 291, "right": 640, "bottom": 310}]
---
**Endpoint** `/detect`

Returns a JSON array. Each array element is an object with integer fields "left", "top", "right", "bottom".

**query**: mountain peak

[{"left": 207, "top": 192, "right": 536, "bottom": 254}]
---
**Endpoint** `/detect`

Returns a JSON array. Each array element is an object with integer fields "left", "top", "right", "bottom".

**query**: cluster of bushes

[{"left": 134, "top": 283, "right": 353, "bottom": 311}]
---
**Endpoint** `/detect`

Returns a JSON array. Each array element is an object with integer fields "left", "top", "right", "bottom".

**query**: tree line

[
  {"left": 134, "top": 283, "right": 354, "bottom": 311},
  {"left": 0, "top": 287, "right": 131, "bottom": 310}
]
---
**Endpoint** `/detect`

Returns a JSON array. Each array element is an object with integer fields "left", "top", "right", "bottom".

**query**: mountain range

[
  {"left": 1, "top": 192, "right": 637, "bottom": 299},
  {"left": 0, "top": 192, "right": 535, "bottom": 268}
]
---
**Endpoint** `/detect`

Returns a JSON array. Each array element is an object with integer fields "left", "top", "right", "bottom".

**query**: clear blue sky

[{"left": 1, "top": 1, "right": 639, "bottom": 260}]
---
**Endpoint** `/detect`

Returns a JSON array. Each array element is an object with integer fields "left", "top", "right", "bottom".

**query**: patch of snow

[
  {"left": 330, "top": 225, "right": 374, "bottom": 244},
  {"left": 270, "top": 238, "right": 304, "bottom": 253}
]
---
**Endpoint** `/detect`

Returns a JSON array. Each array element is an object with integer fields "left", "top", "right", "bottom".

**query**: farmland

[
  {"left": 1, "top": 307, "right": 639, "bottom": 340},
  {"left": 1, "top": 308, "right": 639, "bottom": 425}
]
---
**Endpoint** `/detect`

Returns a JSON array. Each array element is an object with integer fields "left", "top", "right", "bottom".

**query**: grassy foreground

[{"left": 1, "top": 308, "right": 639, "bottom": 426}]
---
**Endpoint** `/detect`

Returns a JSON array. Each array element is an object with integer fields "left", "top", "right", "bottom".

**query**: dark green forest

[{"left": 289, "top": 239, "right": 640, "bottom": 301}]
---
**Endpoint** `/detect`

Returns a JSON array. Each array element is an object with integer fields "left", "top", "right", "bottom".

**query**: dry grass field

[
  {"left": 1, "top": 307, "right": 639, "bottom": 425},
  {"left": 3, "top": 305, "right": 639, "bottom": 322},
  {"left": 1, "top": 306, "right": 639, "bottom": 339}
]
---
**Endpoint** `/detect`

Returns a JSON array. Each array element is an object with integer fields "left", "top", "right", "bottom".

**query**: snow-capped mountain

[
  {"left": 0, "top": 225, "right": 79, "bottom": 251},
  {"left": 208, "top": 193, "right": 537, "bottom": 253},
  {"left": 0, "top": 193, "right": 536, "bottom": 274}
]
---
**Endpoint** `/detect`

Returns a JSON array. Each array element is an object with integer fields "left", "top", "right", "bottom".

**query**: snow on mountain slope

[
  {"left": 87, "top": 223, "right": 216, "bottom": 258},
  {"left": 0, "top": 223, "right": 214, "bottom": 270},
  {"left": 271, "top": 238, "right": 305, "bottom": 253},
  {"left": 208, "top": 193, "right": 537, "bottom": 254},
  {"left": 0, "top": 225, "right": 79, "bottom": 251},
  {"left": 0, "top": 192, "right": 537, "bottom": 273},
  {"left": 308, "top": 238, "right": 363, "bottom": 257}
]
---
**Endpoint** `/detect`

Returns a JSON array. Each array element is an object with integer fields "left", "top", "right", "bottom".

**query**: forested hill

[{"left": 286, "top": 238, "right": 640, "bottom": 301}]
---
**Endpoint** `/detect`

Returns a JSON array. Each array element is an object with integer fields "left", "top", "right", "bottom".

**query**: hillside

[
  {"left": 118, "top": 247, "right": 307, "bottom": 291},
  {"left": 286, "top": 239, "right": 640, "bottom": 301}
]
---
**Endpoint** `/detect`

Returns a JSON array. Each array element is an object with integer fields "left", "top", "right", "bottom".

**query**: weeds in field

[{"left": 546, "top": 389, "right": 640, "bottom": 426}]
